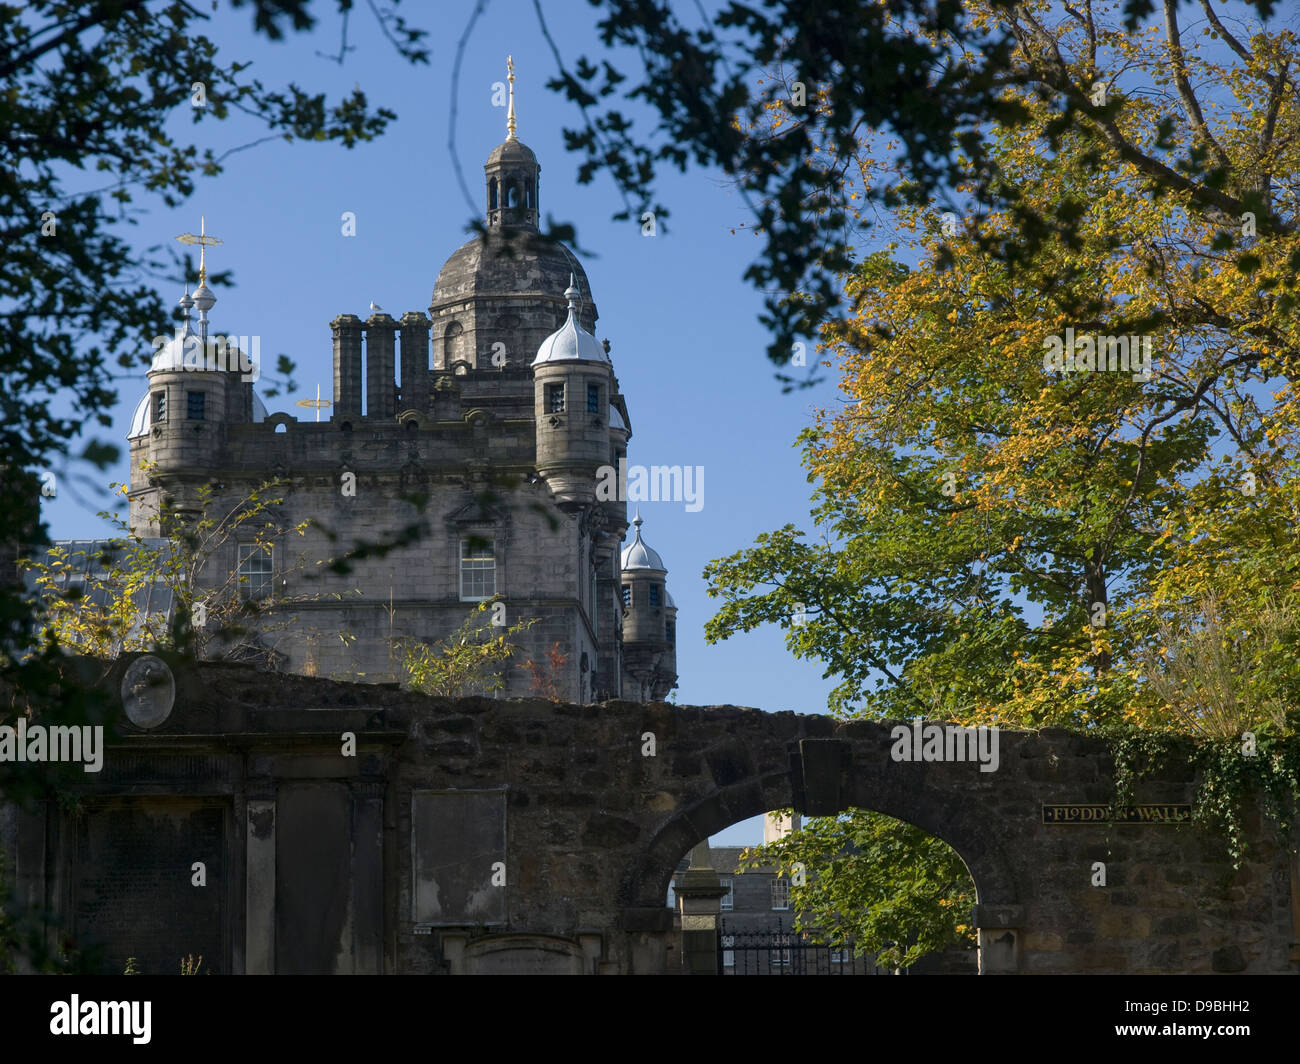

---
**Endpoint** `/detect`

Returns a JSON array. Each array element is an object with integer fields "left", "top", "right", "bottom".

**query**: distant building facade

[{"left": 42, "top": 86, "right": 679, "bottom": 703}]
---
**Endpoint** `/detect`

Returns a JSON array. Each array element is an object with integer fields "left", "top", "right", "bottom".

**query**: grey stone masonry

[
  {"left": 121, "top": 135, "right": 674, "bottom": 703},
  {"left": 4, "top": 657, "right": 1295, "bottom": 974}
]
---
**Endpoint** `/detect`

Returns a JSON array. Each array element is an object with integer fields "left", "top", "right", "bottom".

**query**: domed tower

[
  {"left": 620, "top": 512, "right": 678, "bottom": 701},
  {"left": 487, "top": 57, "right": 539, "bottom": 232},
  {"left": 532, "top": 277, "right": 614, "bottom": 510},
  {"left": 430, "top": 58, "right": 595, "bottom": 371},
  {"left": 128, "top": 221, "right": 264, "bottom": 532}
]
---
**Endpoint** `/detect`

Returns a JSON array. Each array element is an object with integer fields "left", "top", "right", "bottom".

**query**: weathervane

[
  {"left": 175, "top": 215, "right": 222, "bottom": 284},
  {"left": 295, "top": 383, "right": 333, "bottom": 423},
  {"left": 506, "top": 55, "right": 517, "bottom": 140}
]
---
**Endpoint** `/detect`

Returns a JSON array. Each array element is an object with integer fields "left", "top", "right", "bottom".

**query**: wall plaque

[
  {"left": 121, "top": 655, "right": 175, "bottom": 729},
  {"left": 1042, "top": 803, "right": 1192, "bottom": 824},
  {"left": 411, "top": 789, "right": 506, "bottom": 926}
]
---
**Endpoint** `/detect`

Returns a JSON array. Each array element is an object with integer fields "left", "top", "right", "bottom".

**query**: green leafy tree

[
  {"left": 398, "top": 600, "right": 539, "bottom": 698},
  {"left": 19, "top": 478, "right": 355, "bottom": 670},
  {"left": 547, "top": 0, "right": 1285, "bottom": 375},
  {"left": 708, "top": 0, "right": 1300, "bottom": 960},
  {"left": 742, "top": 811, "right": 976, "bottom": 969}
]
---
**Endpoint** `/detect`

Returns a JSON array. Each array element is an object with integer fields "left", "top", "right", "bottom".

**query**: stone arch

[{"left": 620, "top": 748, "right": 1023, "bottom": 961}]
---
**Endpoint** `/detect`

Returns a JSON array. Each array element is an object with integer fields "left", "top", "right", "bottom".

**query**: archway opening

[{"left": 652, "top": 806, "right": 981, "bottom": 976}]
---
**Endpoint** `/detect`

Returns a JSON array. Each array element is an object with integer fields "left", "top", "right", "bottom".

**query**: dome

[
  {"left": 151, "top": 324, "right": 196, "bottom": 372},
  {"left": 621, "top": 512, "right": 666, "bottom": 572},
  {"left": 610, "top": 406, "right": 627, "bottom": 431},
  {"left": 150, "top": 328, "right": 256, "bottom": 375},
  {"left": 128, "top": 389, "right": 266, "bottom": 439},
  {"left": 432, "top": 230, "right": 597, "bottom": 328},
  {"left": 486, "top": 137, "right": 538, "bottom": 166},
  {"left": 665, "top": 589, "right": 675, "bottom": 609},
  {"left": 533, "top": 278, "right": 609, "bottom": 366}
]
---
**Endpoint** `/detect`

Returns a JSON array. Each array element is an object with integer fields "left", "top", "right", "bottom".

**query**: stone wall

[{"left": 1, "top": 656, "right": 1295, "bottom": 973}]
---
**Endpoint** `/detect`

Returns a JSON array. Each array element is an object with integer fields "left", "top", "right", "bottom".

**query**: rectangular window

[
  {"left": 720, "top": 878, "right": 733, "bottom": 911},
  {"left": 237, "top": 543, "right": 273, "bottom": 601},
  {"left": 546, "top": 383, "right": 564, "bottom": 414},
  {"left": 460, "top": 538, "right": 495, "bottom": 601},
  {"left": 153, "top": 391, "right": 166, "bottom": 421},
  {"left": 187, "top": 391, "right": 205, "bottom": 420},
  {"left": 666, "top": 622, "right": 675, "bottom": 645},
  {"left": 621, "top": 585, "right": 631, "bottom": 607},
  {"left": 666, "top": 882, "right": 676, "bottom": 910},
  {"left": 649, "top": 584, "right": 661, "bottom": 608},
  {"left": 587, "top": 383, "right": 600, "bottom": 413},
  {"left": 771, "top": 876, "right": 790, "bottom": 911},
  {"left": 721, "top": 934, "right": 735, "bottom": 969}
]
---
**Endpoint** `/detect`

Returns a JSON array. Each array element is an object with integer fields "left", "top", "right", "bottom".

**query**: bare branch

[{"left": 1162, "top": 0, "right": 1232, "bottom": 173}]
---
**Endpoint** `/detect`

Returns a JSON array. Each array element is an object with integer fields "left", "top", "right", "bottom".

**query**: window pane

[
  {"left": 546, "top": 383, "right": 564, "bottom": 413},
  {"left": 153, "top": 392, "right": 166, "bottom": 421},
  {"left": 621, "top": 585, "right": 631, "bottom": 607},
  {"left": 460, "top": 539, "right": 495, "bottom": 600},
  {"left": 238, "top": 544, "right": 273, "bottom": 601},
  {"left": 187, "top": 391, "right": 205, "bottom": 420},
  {"left": 649, "top": 584, "right": 660, "bottom": 607},
  {"left": 720, "top": 879, "right": 733, "bottom": 910},
  {"left": 771, "top": 876, "right": 790, "bottom": 910},
  {"left": 587, "top": 384, "right": 599, "bottom": 413}
]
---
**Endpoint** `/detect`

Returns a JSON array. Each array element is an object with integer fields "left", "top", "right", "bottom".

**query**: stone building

[{"left": 118, "top": 82, "right": 677, "bottom": 702}]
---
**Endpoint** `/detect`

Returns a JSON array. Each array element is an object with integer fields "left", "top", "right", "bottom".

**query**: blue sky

[{"left": 38, "top": 1, "right": 842, "bottom": 845}]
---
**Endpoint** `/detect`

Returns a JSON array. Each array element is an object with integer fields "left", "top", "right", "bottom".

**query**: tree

[
  {"left": 19, "top": 477, "right": 362, "bottom": 670},
  {"left": 1, "top": 1, "right": 429, "bottom": 796},
  {"left": 547, "top": 0, "right": 1286, "bottom": 375},
  {"left": 705, "top": 1, "right": 1300, "bottom": 959},
  {"left": 519, "top": 641, "right": 569, "bottom": 701},
  {"left": 741, "top": 810, "right": 976, "bottom": 969},
  {"left": 397, "top": 600, "right": 539, "bottom": 698}
]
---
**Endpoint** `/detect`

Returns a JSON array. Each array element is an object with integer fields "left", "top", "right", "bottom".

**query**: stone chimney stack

[
  {"left": 365, "top": 313, "right": 397, "bottom": 419},
  {"left": 399, "top": 312, "right": 431, "bottom": 413},
  {"left": 331, "top": 314, "right": 363, "bottom": 421}
]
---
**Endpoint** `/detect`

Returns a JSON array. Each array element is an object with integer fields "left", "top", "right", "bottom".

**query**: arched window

[
  {"left": 524, "top": 180, "right": 533, "bottom": 209},
  {"left": 444, "top": 321, "right": 463, "bottom": 366},
  {"left": 507, "top": 182, "right": 519, "bottom": 208},
  {"left": 489, "top": 178, "right": 498, "bottom": 210}
]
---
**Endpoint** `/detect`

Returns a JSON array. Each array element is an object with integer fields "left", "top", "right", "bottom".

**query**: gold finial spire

[
  {"left": 506, "top": 55, "right": 517, "bottom": 140},
  {"left": 176, "top": 215, "right": 223, "bottom": 284}
]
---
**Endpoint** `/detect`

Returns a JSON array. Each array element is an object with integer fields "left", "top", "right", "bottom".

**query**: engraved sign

[
  {"left": 73, "top": 798, "right": 225, "bottom": 974},
  {"left": 1042, "top": 804, "right": 1192, "bottom": 824},
  {"left": 121, "top": 655, "right": 175, "bottom": 729}
]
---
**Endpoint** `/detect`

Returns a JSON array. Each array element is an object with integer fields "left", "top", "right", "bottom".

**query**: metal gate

[{"left": 718, "top": 919, "right": 892, "bottom": 975}]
